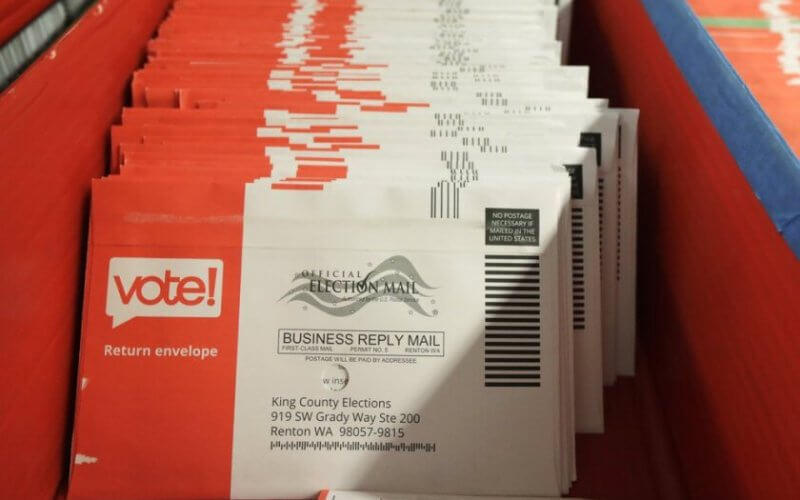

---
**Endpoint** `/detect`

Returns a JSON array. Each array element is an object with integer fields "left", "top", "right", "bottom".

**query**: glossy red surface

[
  {"left": 2, "top": 0, "right": 799, "bottom": 498},
  {"left": 572, "top": 1, "right": 800, "bottom": 498},
  {"left": 0, "top": 0, "right": 54, "bottom": 46},
  {"left": 0, "top": 1, "right": 171, "bottom": 498}
]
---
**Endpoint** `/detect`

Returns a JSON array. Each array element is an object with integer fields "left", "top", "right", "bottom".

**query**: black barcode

[
  {"left": 484, "top": 255, "right": 542, "bottom": 388},
  {"left": 616, "top": 160, "right": 622, "bottom": 282},
  {"left": 460, "top": 135, "right": 508, "bottom": 153},
  {"left": 269, "top": 440, "right": 437, "bottom": 452},
  {"left": 572, "top": 207, "right": 586, "bottom": 330},
  {"left": 430, "top": 181, "right": 463, "bottom": 219},
  {"left": 433, "top": 112, "right": 465, "bottom": 128},
  {"left": 442, "top": 150, "right": 466, "bottom": 163},
  {"left": 441, "top": 150, "right": 476, "bottom": 179},
  {"left": 598, "top": 176, "right": 605, "bottom": 265}
]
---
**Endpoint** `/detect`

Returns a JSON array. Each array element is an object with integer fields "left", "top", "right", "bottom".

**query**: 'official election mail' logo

[
  {"left": 106, "top": 258, "right": 223, "bottom": 328},
  {"left": 280, "top": 255, "right": 437, "bottom": 317}
]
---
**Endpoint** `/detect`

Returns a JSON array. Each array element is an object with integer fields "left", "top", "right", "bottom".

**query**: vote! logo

[{"left": 106, "top": 258, "right": 223, "bottom": 328}]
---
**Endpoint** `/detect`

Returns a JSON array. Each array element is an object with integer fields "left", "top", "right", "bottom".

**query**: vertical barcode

[
  {"left": 441, "top": 151, "right": 477, "bottom": 180},
  {"left": 617, "top": 124, "right": 623, "bottom": 281},
  {"left": 598, "top": 176, "right": 605, "bottom": 265},
  {"left": 430, "top": 180, "right": 464, "bottom": 219},
  {"left": 571, "top": 207, "right": 586, "bottom": 330},
  {"left": 484, "top": 254, "right": 542, "bottom": 388},
  {"left": 616, "top": 161, "right": 622, "bottom": 282}
]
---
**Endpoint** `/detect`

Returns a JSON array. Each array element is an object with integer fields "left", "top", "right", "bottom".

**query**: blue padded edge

[{"left": 641, "top": 0, "right": 800, "bottom": 258}]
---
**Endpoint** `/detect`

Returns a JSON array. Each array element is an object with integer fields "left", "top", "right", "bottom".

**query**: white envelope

[{"left": 230, "top": 180, "right": 570, "bottom": 498}]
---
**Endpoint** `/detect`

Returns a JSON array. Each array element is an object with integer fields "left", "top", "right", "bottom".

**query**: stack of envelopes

[{"left": 68, "top": 1, "right": 640, "bottom": 498}]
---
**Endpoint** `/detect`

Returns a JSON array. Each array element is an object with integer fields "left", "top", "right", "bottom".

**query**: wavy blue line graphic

[{"left": 280, "top": 256, "right": 436, "bottom": 316}]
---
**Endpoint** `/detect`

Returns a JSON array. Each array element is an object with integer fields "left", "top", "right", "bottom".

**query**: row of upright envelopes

[{"left": 68, "top": 1, "right": 639, "bottom": 498}]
